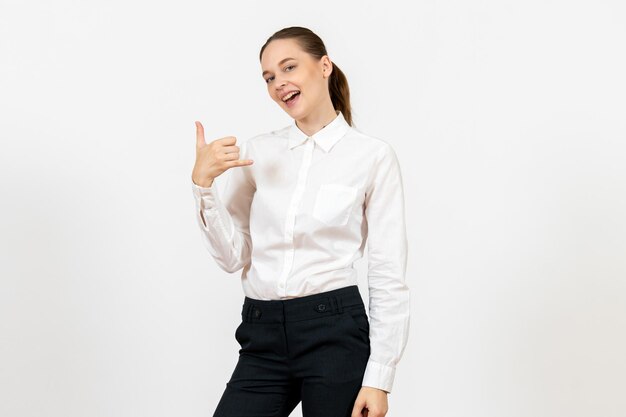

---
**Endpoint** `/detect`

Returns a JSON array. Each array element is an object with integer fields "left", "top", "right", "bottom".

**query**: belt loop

[
  {"left": 328, "top": 296, "right": 336, "bottom": 315},
  {"left": 335, "top": 297, "right": 343, "bottom": 314},
  {"left": 250, "top": 303, "right": 256, "bottom": 321},
  {"left": 330, "top": 296, "right": 343, "bottom": 315},
  {"left": 244, "top": 303, "right": 251, "bottom": 322}
]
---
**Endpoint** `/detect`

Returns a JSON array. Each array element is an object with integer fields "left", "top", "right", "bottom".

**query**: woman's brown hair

[{"left": 259, "top": 26, "right": 353, "bottom": 127}]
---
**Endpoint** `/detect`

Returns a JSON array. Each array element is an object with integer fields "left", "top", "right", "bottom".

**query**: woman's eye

[{"left": 265, "top": 65, "right": 295, "bottom": 84}]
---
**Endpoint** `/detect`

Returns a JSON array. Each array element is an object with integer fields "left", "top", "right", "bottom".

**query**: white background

[{"left": 1, "top": 0, "right": 625, "bottom": 416}]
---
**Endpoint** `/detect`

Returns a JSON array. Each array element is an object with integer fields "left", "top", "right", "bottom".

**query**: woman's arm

[
  {"left": 361, "top": 142, "right": 410, "bottom": 394},
  {"left": 191, "top": 140, "right": 256, "bottom": 273}
]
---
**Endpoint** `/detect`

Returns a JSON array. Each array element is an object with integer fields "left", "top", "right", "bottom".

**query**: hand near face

[{"left": 191, "top": 121, "right": 254, "bottom": 188}]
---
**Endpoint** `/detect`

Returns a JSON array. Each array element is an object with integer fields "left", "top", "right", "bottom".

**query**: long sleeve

[
  {"left": 361, "top": 143, "right": 411, "bottom": 394},
  {"left": 191, "top": 140, "right": 256, "bottom": 273}
]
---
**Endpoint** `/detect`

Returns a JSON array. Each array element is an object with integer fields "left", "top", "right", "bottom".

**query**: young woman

[{"left": 191, "top": 26, "right": 410, "bottom": 417}]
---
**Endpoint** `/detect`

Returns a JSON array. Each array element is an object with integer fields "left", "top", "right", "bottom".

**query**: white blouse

[{"left": 191, "top": 110, "right": 410, "bottom": 394}]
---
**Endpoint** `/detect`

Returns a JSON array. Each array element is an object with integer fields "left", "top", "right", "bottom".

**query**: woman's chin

[{"left": 285, "top": 104, "right": 306, "bottom": 118}]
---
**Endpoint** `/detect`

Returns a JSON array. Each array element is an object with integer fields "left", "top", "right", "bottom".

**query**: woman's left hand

[{"left": 351, "top": 386, "right": 389, "bottom": 417}]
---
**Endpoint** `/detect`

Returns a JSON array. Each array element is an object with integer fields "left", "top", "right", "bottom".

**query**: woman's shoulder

[
  {"left": 246, "top": 123, "right": 292, "bottom": 145},
  {"left": 237, "top": 124, "right": 292, "bottom": 158},
  {"left": 344, "top": 125, "right": 396, "bottom": 154}
]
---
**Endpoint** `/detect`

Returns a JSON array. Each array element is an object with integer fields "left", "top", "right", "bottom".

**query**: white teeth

[{"left": 282, "top": 91, "right": 300, "bottom": 101}]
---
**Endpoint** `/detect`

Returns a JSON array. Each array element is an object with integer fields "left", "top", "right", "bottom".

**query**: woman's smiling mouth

[{"left": 281, "top": 90, "right": 301, "bottom": 108}]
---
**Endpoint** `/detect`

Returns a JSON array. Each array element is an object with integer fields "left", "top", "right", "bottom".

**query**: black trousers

[{"left": 213, "top": 284, "right": 371, "bottom": 417}]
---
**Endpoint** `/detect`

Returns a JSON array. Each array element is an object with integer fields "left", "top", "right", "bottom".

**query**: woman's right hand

[{"left": 191, "top": 121, "right": 254, "bottom": 188}]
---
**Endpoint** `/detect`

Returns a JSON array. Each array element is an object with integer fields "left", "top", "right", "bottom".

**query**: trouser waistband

[{"left": 241, "top": 285, "right": 364, "bottom": 323}]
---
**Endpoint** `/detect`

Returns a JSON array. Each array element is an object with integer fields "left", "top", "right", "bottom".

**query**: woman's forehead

[{"left": 262, "top": 40, "right": 303, "bottom": 63}]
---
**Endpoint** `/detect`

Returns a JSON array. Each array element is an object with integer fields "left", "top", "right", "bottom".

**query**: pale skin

[{"left": 192, "top": 38, "right": 389, "bottom": 417}]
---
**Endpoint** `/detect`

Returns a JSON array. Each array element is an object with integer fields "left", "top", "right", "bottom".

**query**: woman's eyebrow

[{"left": 262, "top": 57, "right": 296, "bottom": 77}]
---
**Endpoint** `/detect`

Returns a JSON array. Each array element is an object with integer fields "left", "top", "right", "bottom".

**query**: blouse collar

[{"left": 288, "top": 110, "right": 350, "bottom": 153}]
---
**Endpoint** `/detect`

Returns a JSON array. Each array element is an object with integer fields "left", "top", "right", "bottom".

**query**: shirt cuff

[
  {"left": 191, "top": 180, "right": 219, "bottom": 210},
  {"left": 361, "top": 359, "right": 396, "bottom": 394}
]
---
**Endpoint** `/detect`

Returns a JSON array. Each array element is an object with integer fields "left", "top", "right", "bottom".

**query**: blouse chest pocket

[{"left": 312, "top": 183, "right": 358, "bottom": 226}]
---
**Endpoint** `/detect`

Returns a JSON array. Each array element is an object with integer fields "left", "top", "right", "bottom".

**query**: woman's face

[{"left": 261, "top": 38, "right": 332, "bottom": 120}]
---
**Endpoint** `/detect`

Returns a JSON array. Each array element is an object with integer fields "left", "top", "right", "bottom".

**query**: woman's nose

[
  {"left": 274, "top": 84, "right": 287, "bottom": 96},
  {"left": 274, "top": 75, "right": 287, "bottom": 88}
]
